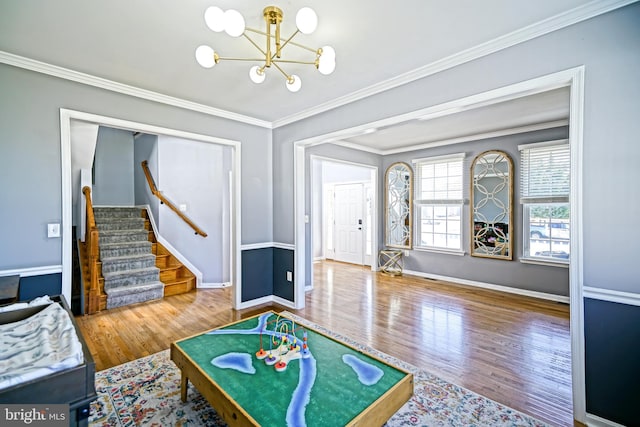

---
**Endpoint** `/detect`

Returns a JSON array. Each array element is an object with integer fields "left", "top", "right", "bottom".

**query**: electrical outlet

[
  {"left": 286, "top": 271, "right": 293, "bottom": 282},
  {"left": 47, "top": 223, "right": 61, "bottom": 238}
]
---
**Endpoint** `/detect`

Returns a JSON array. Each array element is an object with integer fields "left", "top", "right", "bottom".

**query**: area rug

[{"left": 89, "top": 312, "right": 548, "bottom": 426}]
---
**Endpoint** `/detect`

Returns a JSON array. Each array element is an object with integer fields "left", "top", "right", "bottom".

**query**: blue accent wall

[
  {"left": 241, "top": 248, "right": 273, "bottom": 302},
  {"left": 273, "top": 248, "right": 294, "bottom": 301},
  {"left": 18, "top": 273, "right": 62, "bottom": 301},
  {"left": 585, "top": 298, "right": 640, "bottom": 426},
  {"left": 241, "top": 246, "right": 295, "bottom": 303}
]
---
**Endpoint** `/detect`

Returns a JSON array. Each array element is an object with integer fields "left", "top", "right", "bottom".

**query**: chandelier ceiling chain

[{"left": 195, "top": 5, "right": 336, "bottom": 92}]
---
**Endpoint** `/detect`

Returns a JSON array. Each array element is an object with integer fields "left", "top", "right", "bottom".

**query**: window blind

[{"left": 519, "top": 141, "right": 570, "bottom": 203}]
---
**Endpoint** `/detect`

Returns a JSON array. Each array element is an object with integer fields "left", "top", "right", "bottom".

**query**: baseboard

[
  {"left": 235, "top": 295, "right": 273, "bottom": 310},
  {"left": 586, "top": 413, "right": 626, "bottom": 427},
  {"left": 198, "top": 282, "right": 231, "bottom": 289},
  {"left": 235, "top": 294, "right": 296, "bottom": 310},
  {"left": 272, "top": 295, "right": 296, "bottom": 309},
  {"left": 403, "top": 269, "right": 570, "bottom": 303}
]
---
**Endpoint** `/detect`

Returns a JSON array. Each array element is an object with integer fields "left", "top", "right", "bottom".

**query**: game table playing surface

[{"left": 170, "top": 311, "right": 413, "bottom": 427}]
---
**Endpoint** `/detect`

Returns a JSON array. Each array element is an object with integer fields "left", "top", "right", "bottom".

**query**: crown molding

[
  {"left": 0, "top": 50, "right": 272, "bottom": 129},
  {"left": 0, "top": 0, "right": 635, "bottom": 129},
  {"left": 272, "top": 0, "right": 638, "bottom": 128},
  {"left": 331, "top": 120, "right": 568, "bottom": 156}
]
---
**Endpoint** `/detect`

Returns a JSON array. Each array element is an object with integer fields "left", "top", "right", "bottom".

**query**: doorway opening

[
  {"left": 308, "top": 156, "right": 378, "bottom": 290},
  {"left": 294, "top": 67, "right": 585, "bottom": 422},
  {"left": 59, "top": 109, "right": 243, "bottom": 309}
]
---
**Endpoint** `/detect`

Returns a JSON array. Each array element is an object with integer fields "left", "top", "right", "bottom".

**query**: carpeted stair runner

[{"left": 94, "top": 207, "right": 163, "bottom": 309}]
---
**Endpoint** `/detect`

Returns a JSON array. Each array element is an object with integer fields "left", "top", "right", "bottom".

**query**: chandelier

[{"left": 195, "top": 6, "right": 336, "bottom": 92}]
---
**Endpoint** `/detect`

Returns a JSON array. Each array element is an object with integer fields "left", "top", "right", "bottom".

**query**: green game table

[{"left": 170, "top": 311, "right": 413, "bottom": 427}]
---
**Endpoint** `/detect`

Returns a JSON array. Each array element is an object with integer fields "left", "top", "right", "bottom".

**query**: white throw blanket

[{"left": 0, "top": 303, "right": 84, "bottom": 389}]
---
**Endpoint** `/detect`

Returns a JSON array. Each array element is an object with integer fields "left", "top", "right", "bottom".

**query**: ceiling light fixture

[{"left": 195, "top": 5, "right": 336, "bottom": 93}]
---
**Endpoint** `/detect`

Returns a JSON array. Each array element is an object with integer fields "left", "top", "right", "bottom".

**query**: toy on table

[{"left": 255, "top": 315, "right": 310, "bottom": 372}]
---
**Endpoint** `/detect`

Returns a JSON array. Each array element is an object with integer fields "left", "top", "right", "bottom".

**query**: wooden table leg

[{"left": 180, "top": 371, "right": 188, "bottom": 402}]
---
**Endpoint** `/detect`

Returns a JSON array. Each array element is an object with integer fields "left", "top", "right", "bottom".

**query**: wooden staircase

[
  {"left": 142, "top": 209, "right": 197, "bottom": 297},
  {"left": 79, "top": 207, "right": 196, "bottom": 314}
]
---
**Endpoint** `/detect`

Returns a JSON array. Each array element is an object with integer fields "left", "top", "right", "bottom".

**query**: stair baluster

[{"left": 83, "top": 186, "right": 102, "bottom": 315}]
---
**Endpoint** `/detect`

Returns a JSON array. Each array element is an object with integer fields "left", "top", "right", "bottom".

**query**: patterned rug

[{"left": 90, "top": 312, "right": 548, "bottom": 427}]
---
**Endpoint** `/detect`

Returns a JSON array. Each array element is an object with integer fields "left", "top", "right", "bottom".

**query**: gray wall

[
  {"left": 0, "top": 62, "right": 272, "bottom": 273},
  {"left": 156, "top": 135, "right": 231, "bottom": 284},
  {"left": 383, "top": 127, "right": 569, "bottom": 296},
  {"left": 271, "top": 5, "right": 640, "bottom": 423},
  {"left": 273, "top": 3, "right": 640, "bottom": 296},
  {"left": 133, "top": 133, "right": 158, "bottom": 211},
  {"left": 93, "top": 126, "right": 135, "bottom": 205}
]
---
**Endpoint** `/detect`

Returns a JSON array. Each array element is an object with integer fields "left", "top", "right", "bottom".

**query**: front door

[{"left": 333, "top": 183, "right": 364, "bottom": 265}]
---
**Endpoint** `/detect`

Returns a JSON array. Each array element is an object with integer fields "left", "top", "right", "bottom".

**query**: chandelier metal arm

[
  {"left": 245, "top": 28, "right": 318, "bottom": 54},
  {"left": 272, "top": 59, "right": 316, "bottom": 65},
  {"left": 242, "top": 32, "right": 268, "bottom": 59},
  {"left": 216, "top": 57, "right": 268, "bottom": 62},
  {"left": 271, "top": 61, "right": 292, "bottom": 81}
]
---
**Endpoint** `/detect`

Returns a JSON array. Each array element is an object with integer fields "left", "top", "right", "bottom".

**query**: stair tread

[
  {"left": 101, "top": 241, "right": 152, "bottom": 248},
  {"left": 99, "top": 229, "right": 147, "bottom": 235},
  {"left": 83, "top": 206, "right": 197, "bottom": 312},
  {"left": 102, "top": 266, "right": 159, "bottom": 279},
  {"left": 101, "top": 253, "right": 155, "bottom": 262},
  {"left": 105, "top": 281, "right": 164, "bottom": 294}
]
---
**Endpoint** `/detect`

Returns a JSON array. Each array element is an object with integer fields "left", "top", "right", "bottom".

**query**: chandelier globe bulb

[
  {"left": 249, "top": 66, "right": 266, "bottom": 84},
  {"left": 286, "top": 75, "right": 302, "bottom": 92},
  {"left": 224, "top": 9, "right": 245, "bottom": 37},
  {"left": 320, "top": 45, "right": 335, "bottom": 60},
  {"left": 318, "top": 57, "right": 336, "bottom": 75},
  {"left": 204, "top": 6, "right": 225, "bottom": 32},
  {"left": 296, "top": 7, "right": 318, "bottom": 34},
  {"left": 195, "top": 45, "right": 216, "bottom": 68}
]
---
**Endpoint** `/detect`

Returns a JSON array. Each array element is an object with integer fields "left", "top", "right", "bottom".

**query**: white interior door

[{"left": 334, "top": 183, "right": 364, "bottom": 265}]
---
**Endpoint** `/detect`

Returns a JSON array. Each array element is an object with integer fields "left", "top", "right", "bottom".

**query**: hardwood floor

[{"left": 75, "top": 260, "right": 573, "bottom": 426}]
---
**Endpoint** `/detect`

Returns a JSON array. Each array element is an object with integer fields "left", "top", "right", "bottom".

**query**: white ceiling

[{"left": 0, "top": 0, "right": 607, "bottom": 150}]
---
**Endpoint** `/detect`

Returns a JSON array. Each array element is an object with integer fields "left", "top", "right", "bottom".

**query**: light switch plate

[{"left": 47, "top": 223, "right": 61, "bottom": 238}]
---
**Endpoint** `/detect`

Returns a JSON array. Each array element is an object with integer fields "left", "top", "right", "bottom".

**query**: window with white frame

[
  {"left": 519, "top": 140, "right": 570, "bottom": 263},
  {"left": 413, "top": 153, "right": 465, "bottom": 252}
]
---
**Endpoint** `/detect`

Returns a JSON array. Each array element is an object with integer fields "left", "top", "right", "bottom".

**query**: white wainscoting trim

[
  {"left": 586, "top": 413, "right": 627, "bottom": 427},
  {"left": 0, "top": 265, "right": 63, "bottom": 277},
  {"left": 583, "top": 286, "right": 640, "bottom": 307},
  {"left": 404, "top": 269, "right": 570, "bottom": 304},
  {"left": 241, "top": 242, "right": 295, "bottom": 251}
]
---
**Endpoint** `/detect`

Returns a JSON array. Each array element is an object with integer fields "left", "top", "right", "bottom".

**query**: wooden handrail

[
  {"left": 82, "top": 186, "right": 101, "bottom": 315},
  {"left": 141, "top": 160, "right": 208, "bottom": 237}
]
